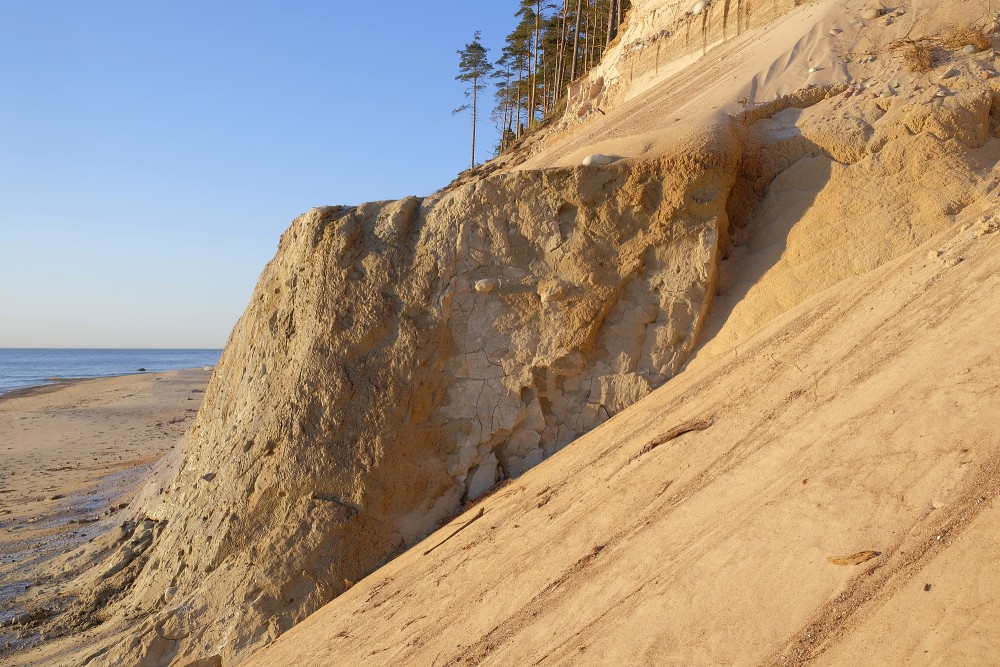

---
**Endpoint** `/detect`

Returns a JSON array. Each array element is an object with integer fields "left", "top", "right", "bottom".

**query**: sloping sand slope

[
  {"left": 247, "top": 195, "right": 1000, "bottom": 666},
  {"left": 6, "top": 0, "right": 998, "bottom": 664}
]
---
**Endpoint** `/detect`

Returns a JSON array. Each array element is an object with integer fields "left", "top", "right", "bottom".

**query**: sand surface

[
  {"left": 241, "top": 1, "right": 1000, "bottom": 662},
  {"left": 246, "top": 195, "right": 1000, "bottom": 667},
  {"left": 0, "top": 370, "right": 211, "bottom": 645}
]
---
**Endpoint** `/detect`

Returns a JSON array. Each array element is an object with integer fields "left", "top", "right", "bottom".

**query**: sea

[{"left": 0, "top": 349, "right": 223, "bottom": 396}]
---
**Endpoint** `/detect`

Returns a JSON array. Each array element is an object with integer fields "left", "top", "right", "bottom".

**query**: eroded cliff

[
  {"left": 51, "top": 128, "right": 742, "bottom": 665},
  {"left": 8, "top": 0, "right": 999, "bottom": 664}
]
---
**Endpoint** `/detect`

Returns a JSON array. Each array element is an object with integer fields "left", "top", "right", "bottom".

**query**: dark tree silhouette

[{"left": 454, "top": 31, "right": 494, "bottom": 171}]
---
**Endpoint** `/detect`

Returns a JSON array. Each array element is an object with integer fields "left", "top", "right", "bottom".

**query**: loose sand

[
  {"left": 0, "top": 370, "right": 211, "bottom": 647},
  {"left": 245, "top": 189, "right": 1000, "bottom": 667},
  {"left": 241, "top": 1, "right": 1000, "bottom": 664}
]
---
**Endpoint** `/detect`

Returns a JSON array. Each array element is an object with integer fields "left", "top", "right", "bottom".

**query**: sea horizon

[{"left": 0, "top": 348, "right": 222, "bottom": 395}]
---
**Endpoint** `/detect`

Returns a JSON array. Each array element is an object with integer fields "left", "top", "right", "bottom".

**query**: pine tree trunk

[
  {"left": 529, "top": 1, "right": 541, "bottom": 125},
  {"left": 585, "top": 0, "right": 593, "bottom": 70},
  {"left": 607, "top": 0, "right": 618, "bottom": 44},
  {"left": 506, "top": 71, "right": 514, "bottom": 149},
  {"left": 515, "top": 62, "right": 524, "bottom": 137},
  {"left": 570, "top": 0, "right": 583, "bottom": 82},
  {"left": 555, "top": 0, "right": 570, "bottom": 98},
  {"left": 542, "top": 46, "right": 552, "bottom": 118},
  {"left": 471, "top": 73, "right": 477, "bottom": 171}
]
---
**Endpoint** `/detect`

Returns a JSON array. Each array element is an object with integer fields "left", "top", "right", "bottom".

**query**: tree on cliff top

[{"left": 454, "top": 31, "right": 493, "bottom": 171}]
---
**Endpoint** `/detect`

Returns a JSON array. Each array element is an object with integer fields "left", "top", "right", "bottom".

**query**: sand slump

[
  {"left": 38, "top": 132, "right": 743, "bottom": 666},
  {"left": 696, "top": 77, "right": 1000, "bottom": 364},
  {"left": 564, "top": 0, "right": 816, "bottom": 122}
]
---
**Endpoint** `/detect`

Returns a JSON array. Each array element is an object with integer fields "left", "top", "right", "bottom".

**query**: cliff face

[
  {"left": 234, "top": 4, "right": 1000, "bottom": 663},
  {"left": 565, "top": 0, "right": 805, "bottom": 121},
  {"left": 242, "top": 180, "right": 1000, "bottom": 667},
  {"left": 68, "top": 135, "right": 741, "bottom": 665},
  {"left": 18, "top": 0, "right": 999, "bottom": 664}
]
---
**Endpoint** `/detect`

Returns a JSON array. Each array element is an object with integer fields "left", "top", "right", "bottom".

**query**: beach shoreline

[
  {"left": 0, "top": 365, "right": 212, "bottom": 402},
  {"left": 0, "top": 348, "right": 221, "bottom": 399},
  {"left": 0, "top": 368, "right": 211, "bottom": 653}
]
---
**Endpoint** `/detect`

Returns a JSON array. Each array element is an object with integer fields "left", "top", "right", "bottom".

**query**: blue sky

[{"left": 0, "top": 2, "right": 514, "bottom": 348}]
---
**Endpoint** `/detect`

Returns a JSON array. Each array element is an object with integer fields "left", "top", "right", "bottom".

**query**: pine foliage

[
  {"left": 455, "top": 2, "right": 631, "bottom": 163},
  {"left": 490, "top": 0, "right": 631, "bottom": 154},
  {"left": 454, "top": 31, "right": 494, "bottom": 171}
]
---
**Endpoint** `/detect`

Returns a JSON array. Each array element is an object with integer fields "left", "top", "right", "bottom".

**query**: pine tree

[
  {"left": 492, "top": 52, "right": 518, "bottom": 153},
  {"left": 488, "top": 0, "right": 633, "bottom": 157},
  {"left": 505, "top": 12, "right": 534, "bottom": 137},
  {"left": 454, "top": 31, "right": 494, "bottom": 171},
  {"left": 569, "top": 0, "right": 584, "bottom": 82}
]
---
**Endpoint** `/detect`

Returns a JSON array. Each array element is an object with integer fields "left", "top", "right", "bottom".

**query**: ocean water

[{"left": 0, "top": 349, "right": 222, "bottom": 396}]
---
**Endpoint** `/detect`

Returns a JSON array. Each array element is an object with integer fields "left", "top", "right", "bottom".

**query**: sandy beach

[{"left": 0, "top": 369, "right": 211, "bottom": 640}]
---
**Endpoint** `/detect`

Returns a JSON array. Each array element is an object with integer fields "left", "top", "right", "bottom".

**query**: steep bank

[
  {"left": 113, "top": 144, "right": 740, "bottom": 664},
  {"left": 16, "top": 129, "right": 744, "bottom": 666},
  {"left": 6, "top": 0, "right": 999, "bottom": 664},
  {"left": 245, "top": 189, "right": 1000, "bottom": 667}
]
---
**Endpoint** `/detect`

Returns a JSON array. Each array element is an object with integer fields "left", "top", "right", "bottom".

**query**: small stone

[
  {"left": 963, "top": 44, "right": 978, "bottom": 55},
  {"left": 939, "top": 68, "right": 960, "bottom": 80},
  {"left": 474, "top": 278, "right": 500, "bottom": 294},
  {"left": 976, "top": 217, "right": 1000, "bottom": 237},
  {"left": 466, "top": 453, "right": 499, "bottom": 501},
  {"left": 13, "top": 612, "right": 31, "bottom": 626},
  {"left": 861, "top": 7, "right": 882, "bottom": 20},
  {"left": 931, "top": 499, "right": 944, "bottom": 509},
  {"left": 45, "top": 494, "right": 64, "bottom": 502},
  {"left": 582, "top": 153, "right": 616, "bottom": 167},
  {"left": 163, "top": 586, "right": 178, "bottom": 604}
]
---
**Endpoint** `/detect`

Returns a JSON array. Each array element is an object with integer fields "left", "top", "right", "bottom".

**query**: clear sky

[{"left": 0, "top": 2, "right": 515, "bottom": 348}]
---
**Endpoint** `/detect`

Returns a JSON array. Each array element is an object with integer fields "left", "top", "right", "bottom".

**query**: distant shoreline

[
  {"left": 0, "top": 366, "right": 215, "bottom": 402},
  {"left": 0, "top": 348, "right": 221, "bottom": 399}
]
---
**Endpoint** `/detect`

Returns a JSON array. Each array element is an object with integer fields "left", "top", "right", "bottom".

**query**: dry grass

[
  {"left": 888, "top": 24, "right": 995, "bottom": 73},
  {"left": 893, "top": 39, "right": 935, "bottom": 72},
  {"left": 940, "top": 25, "right": 993, "bottom": 52},
  {"left": 905, "top": 41, "right": 935, "bottom": 71}
]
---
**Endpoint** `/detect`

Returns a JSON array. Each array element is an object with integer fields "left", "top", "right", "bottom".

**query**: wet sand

[{"left": 0, "top": 369, "right": 211, "bottom": 634}]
